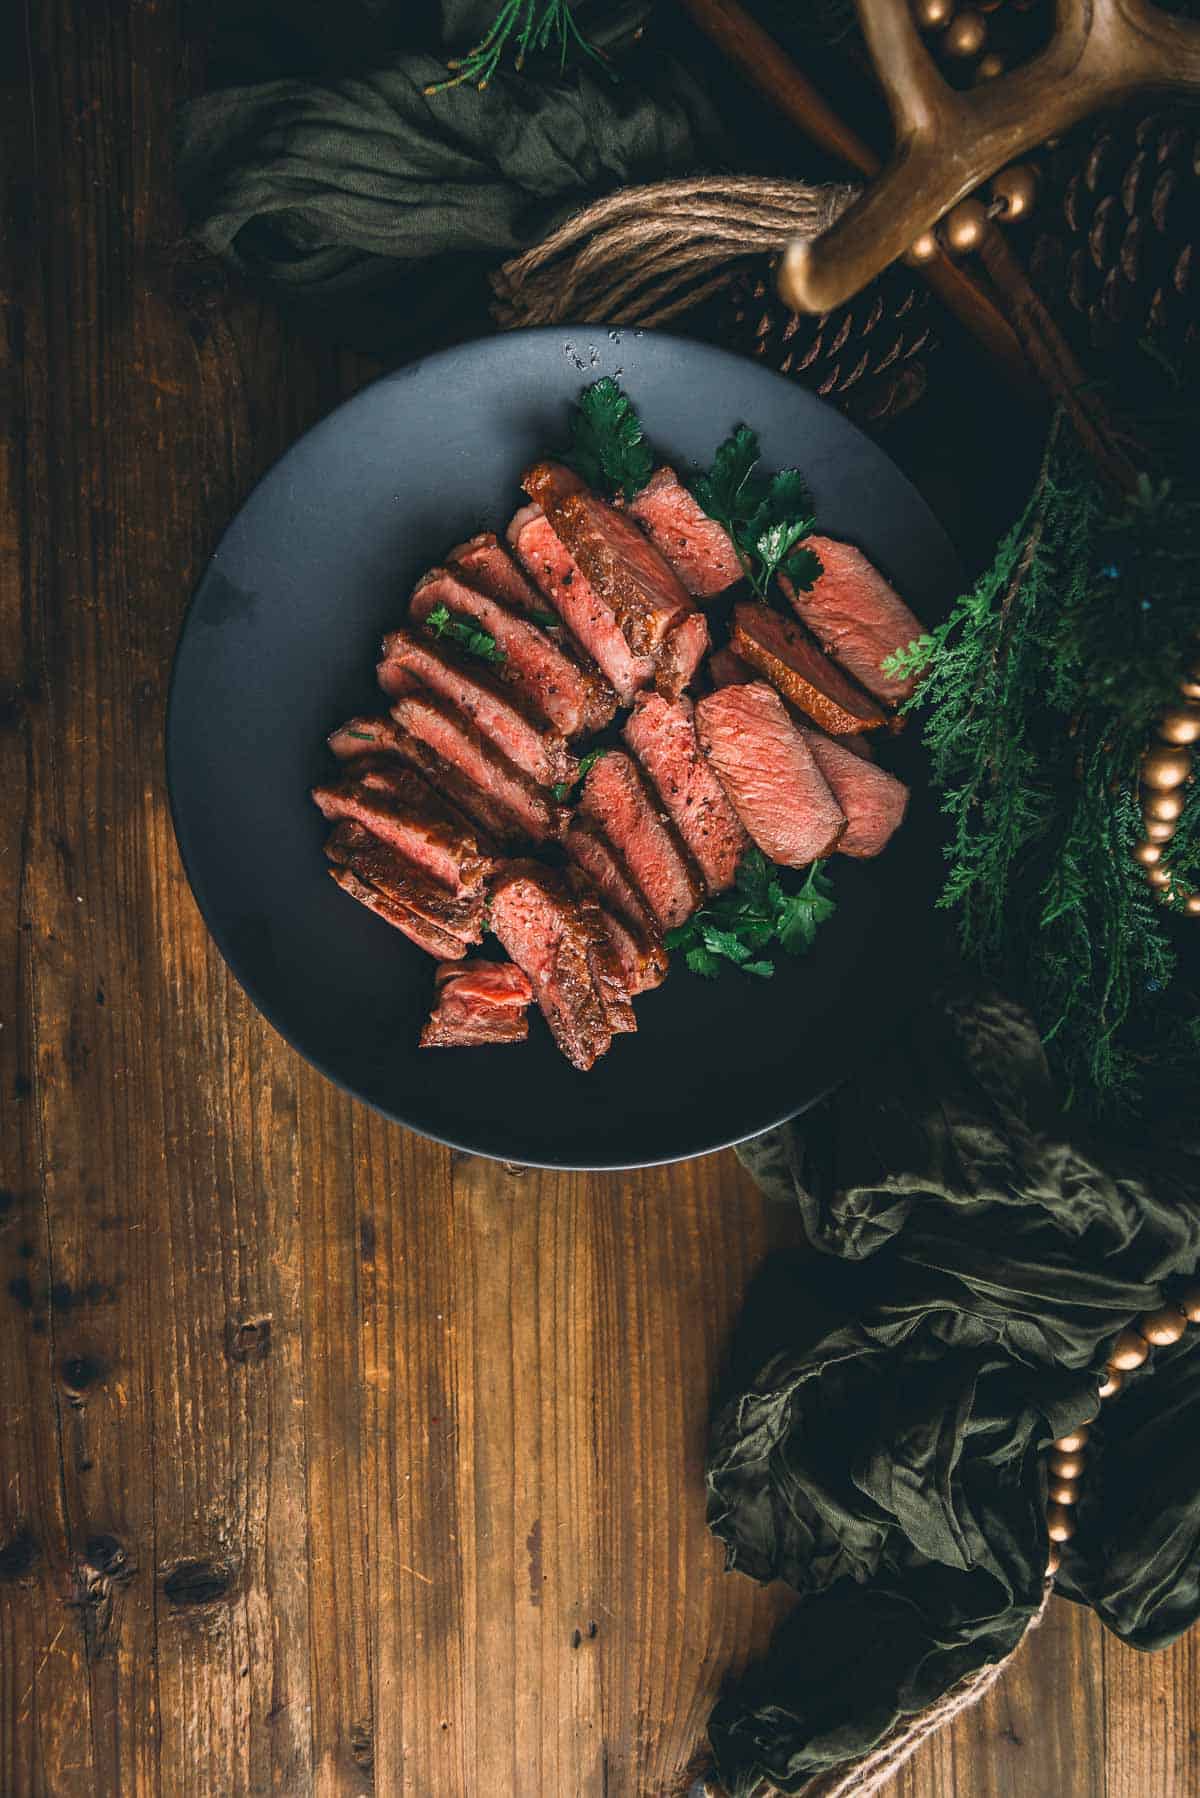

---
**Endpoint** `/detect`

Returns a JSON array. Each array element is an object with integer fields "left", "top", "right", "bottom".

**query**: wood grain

[{"left": 1, "top": 3, "right": 1198, "bottom": 1795}]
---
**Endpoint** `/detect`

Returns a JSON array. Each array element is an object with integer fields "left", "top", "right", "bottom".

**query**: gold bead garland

[
  {"left": 1134, "top": 674, "right": 1199, "bottom": 910},
  {"left": 1045, "top": 1286, "right": 1200, "bottom": 1580}
]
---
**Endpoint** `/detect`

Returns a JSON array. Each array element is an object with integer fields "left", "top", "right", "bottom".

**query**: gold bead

[
  {"left": 1139, "top": 1305, "right": 1188, "bottom": 1346},
  {"left": 1055, "top": 1427, "right": 1090, "bottom": 1454},
  {"left": 1099, "top": 1367, "right": 1123, "bottom": 1399},
  {"left": 1048, "top": 1476, "right": 1079, "bottom": 1505},
  {"left": 943, "top": 199, "right": 989, "bottom": 255},
  {"left": 990, "top": 164, "right": 1037, "bottom": 221},
  {"left": 1158, "top": 707, "right": 1200, "bottom": 746},
  {"left": 943, "top": 8, "right": 987, "bottom": 54},
  {"left": 1109, "top": 1327, "right": 1150, "bottom": 1371},
  {"left": 1047, "top": 1543, "right": 1062, "bottom": 1576},
  {"left": 976, "top": 50, "right": 1005, "bottom": 79},
  {"left": 1146, "top": 864, "right": 1173, "bottom": 889},
  {"left": 1133, "top": 839, "right": 1162, "bottom": 866},
  {"left": 1186, "top": 893, "right": 1200, "bottom": 916},
  {"left": 1141, "top": 745, "right": 1193, "bottom": 790},
  {"left": 1180, "top": 678, "right": 1200, "bottom": 702},
  {"left": 1145, "top": 789, "right": 1185, "bottom": 822},
  {"left": 1049, "top": 1449, "right": 1086, "bottom": 1480},
  {"left": 1046, "top": 1502, "right": 1076, "bottom": 1543},
  {"left": 1177, "top": 1282, "right": 1200, "bottom": 1323},
  {"left": 914, "top": 0, "right": 955, "bottom": 26},
  {"left": 904, "top": 230, "right": 940, "bottom": 265},
  {"left": 1144, "top": 818, "right": 1176, "bottom": 843}
]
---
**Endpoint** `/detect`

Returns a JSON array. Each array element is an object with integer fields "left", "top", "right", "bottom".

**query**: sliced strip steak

[
  {"left": 311, "top": 772, "right": 495, "bottom": 895},
  {"left": 782, "top": 538, "right": 926, "bottom": 707},
  {"left": 489, "top": 862, "right": 614, "bottom": 1072},
  {"left": 623, "top": 691, "right": 748, "bottom": 894},
  {"left": 695, "top": 681, "right": 845, "bottom": 868},
  {"left": 327, "top": 714, "right": 523, "bottom": 846},
  {"left": 593, "top": 902, "right": 666, "bottom": 997},
  {"left": 328, "top": 867, "right": 469, "bottom": 961},
  {"left": 626, "top": 466, "right": 744, "bottom": 597},
  {"left": 410, "top": 565, "right": 617, "bottom": 739},
  {"left": 578, "top": 750, "right": 703, "bottom": 932},
  {"left": 446, "top": 531, "right": 546, "bottom": 614},
  {"left": 377, "top": 627, "right": 576, "bottom": 787},
  {"left": 656, "top": 608, "right": 710, "bottom": 699},
  {"left": 564, "top": 867, "right": 637, "bottom": 1035},
  {"left": 420, "top": 958, "right": 533, "bottom": 1047},
  {"left": 731, "top": 601, "right": 888, "bottom": 736},
  {"left": 801, "top": 728, "right": 909, "bottom": 858},
  {"left": 325, "top": 821, "right": 485, "bottom": 946},
  {"left": 564, "top": 824, "right": 662, "bottom": 942},
  {"left": 523, "top": 461, "right": 697, "bottom": 660},
  {"left": 508, "top": 505, "right": 655, "bottom": 706},
  {"left": 389, "top": 690, "right": 568, "bottom": 843},
  {"left": 707, "top": 646, "right": 755, "bottom": 688}
]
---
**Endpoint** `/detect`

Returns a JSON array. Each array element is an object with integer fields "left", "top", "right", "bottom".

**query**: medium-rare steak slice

[
  {"left": 328, "top": 867, "right": 470, "bottom": 961},
  {"left": 446, "top": 532, "right": 546, "bottom": 615},
  {"left": 311, "top": 772, "right": 495, "bottom": 896},
  {"left": 623, "top": 691, "right": 748, "bottom": 894},
  {"left": 656, "top": 608, "right": 710, "bottom": 700},
  {"left": 410, "top": 565, "right": 617, "bottom": 739},
  {"left": 389, "top": 690, "right": 568, "bottom": 843},
  {"left": 593, "top": 902, "right": 667, "bottom": 997},
  {"left": 523, "top": 460, "right": 697, "bottom": 661},
  {"left": 801, "top": 728, "right": 909, "bottom": 858},
  {"left": 327, "top": 715, "right": 523, "bottom": 847},
  {"left": 489, "top": 862, "right": 614, "bottom": 1072},
  {"left": 377, "top": 627, "right": 576, "bottom": 787},
  {"left": 508, "top": 505, "right": 655, "bottom": 706},
  {"left": 564, "top": 868, "right": 637, "bottom": 1035},
  {"left": 782, "top": 537, "right": 926, "bottom": 707},
  {"left": 626, "top": 466, "right": 744, "bottom": 597},
  {"left": 695, "top": 682, "right": 845, "bottom": 868},
  {"left": 731, "top": 601, "right": 888, "bottom": 736},
  {"left": 420, "top": 958, "right": 533, "bottom": 1047},
  {"left": 564, "top": 825, "right": 662, "bottom": 941},
  {"left": 325, "top": 821, "right": 486, "bottom": 947},
  {"left": 578, "top": 750, "right": 703, "bottom": 932},
  {"left": 707, "top": 646, "right": 755, "bottom": 688}
]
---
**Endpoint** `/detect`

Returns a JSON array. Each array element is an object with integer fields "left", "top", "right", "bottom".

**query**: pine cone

[
  {"left": 1028, "top": 110, "right": 1199, "bottom": 359},
  {"left": 720, "top": 259, "right": 938, "bottom": 425}
]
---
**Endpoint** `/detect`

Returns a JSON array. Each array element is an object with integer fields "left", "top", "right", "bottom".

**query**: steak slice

[
  {"left": 420, "top": 958, "right": 533, "bottom": 1048},
  {"left": 328, "top": 867, "right": 470, "bottom": 961},
  {"left": 508, "top": 505, "right": 655, "bottom": 706},
  {"left": 389, "top": 690, "right": 568, "bottom": 843},
  {"left": 410, "top": 565, "right": 617, "bottom": 739},
  {"left": 578, "top": 749, "right": 703, "bottom": 931},
  {"left": 732, "top": 601, "right": 888, "bottom": 736},
  {"left": 489, "top": 862, "right": 614, "bottom": 1071},
  {"left": 707, "top": 646, "right": 755, "bottom": 688},
  {"left": 802, "top": 728, "right": 910, "bottom": 858},
  {"left": 325, "top": 822, "right": 486, "bottom": 947},
  {"left": 377, "top": 627, "right": 576, "bottom": 787},
  {"left": 626, "top": 466, "right": 744, "bottom": 597},
  {"left": 564, "top": 867, "right": 637, "bottom": 1035},
  {"left": 594, "top": 903, "right": 667, "bottom": 997},
  {"left": 656, "top": 608, "right": 711, "bottom": 699},
  {"left": 695, "top": 681, "right": 845, "bottom": 867},
  {"left": 782, "top": 538, "right": 926, "bottom": 707},
  {"left": 623, "top": 691, "right": 748, "bottom": 894},
  {"left": 446, "top": 532, "right": 546, "bottom": 615},
  {"left": 311, "top": 772, "right": 495, "bottom": 896},
  {"left": 327, "top": 715, "right": 523, "bottom": 846},
  {"left": 564, "top": 824, "right": 661, "bottom": 940},
  {"left": 523, "top": 460, "right": 697, "bottom": 660}
]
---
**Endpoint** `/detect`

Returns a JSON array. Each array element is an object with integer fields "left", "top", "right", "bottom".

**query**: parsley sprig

[
  {"left": 565, "top": 377, "right": 654, "bottom": 499},
  {"left": 665, "top": 849, "right": 836, "bottom": 979},
  {"left": 425, "top": 602, "right": 506, "bottom": 665},
  {"left": 551, "top": 745, "right": 608, "bottom": 804},
  {"left": 689, "top": 425, "right": 822, "bottom": 600}
]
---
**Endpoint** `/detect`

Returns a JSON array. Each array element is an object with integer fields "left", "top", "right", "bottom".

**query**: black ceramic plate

[{"left": 167, "top": 329, "right": 959, "bottom": 1169}]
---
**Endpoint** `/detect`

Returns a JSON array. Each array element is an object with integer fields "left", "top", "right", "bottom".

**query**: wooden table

[{"left": 2, "top": 5, "right": 1197, "bottom": 1793}]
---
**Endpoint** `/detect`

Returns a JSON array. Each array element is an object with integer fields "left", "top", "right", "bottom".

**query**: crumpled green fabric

[
  {"left": 708, "top": 987, "right": 1200, "bottom": 1797},
  {"left": 176, "top": 3, "right": 725, "bottom": 346}
]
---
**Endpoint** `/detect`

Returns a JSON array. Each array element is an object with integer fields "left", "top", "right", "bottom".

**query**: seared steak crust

[
  {"left": 328, "top": 866, "right": 470, "bottom": 960},
  {"left": 327, "top": 715, "right": 523, "bottom": 846},
  {"left": 508, "top": 505, "right": 655, "bottom": 705},
  {"left": 731, "top": 601, "right": 887, "bottom": 736},
  {"left": 325, "top": 821, "right": 486, "bottom": 946},
  {"left": 311, "top": 770, "right": 495, "bottom": 895},
  {"left": 389, "top": 689, "right": 569, "bottom": 843},
  {"left": 488, "top": 861, "right": 614, "bottom": 1072}
]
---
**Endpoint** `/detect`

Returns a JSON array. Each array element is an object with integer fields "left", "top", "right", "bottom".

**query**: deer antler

[{"left": 780, "top": 0, "right": 1200, "bottom": 314}]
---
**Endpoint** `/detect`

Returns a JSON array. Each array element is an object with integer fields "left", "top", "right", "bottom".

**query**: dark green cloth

[
  {"left": 709, "top": 988, "right": 1200, "bottom": 1797},
  {"left": 177, "top": 3, "right": 726, "bottom": 349}
]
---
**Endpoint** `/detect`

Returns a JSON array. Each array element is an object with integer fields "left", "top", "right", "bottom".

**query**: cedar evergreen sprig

[
  {"left": 426, "top": 1, "right": 604, "bottom": 95},
  {"left": 885, "top": 413, "right": 1200, "bottom": 1116}
]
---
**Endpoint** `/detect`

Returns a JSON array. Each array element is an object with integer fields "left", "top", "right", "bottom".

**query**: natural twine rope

[{"left": 491, "top": 176, "right": 857, "bottom": 330}]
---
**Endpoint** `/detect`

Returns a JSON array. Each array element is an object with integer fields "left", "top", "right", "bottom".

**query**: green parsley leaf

[
  {"left": 424, "top": 602, "right": 506, "bottom": 665},
  {"left": 686, "top": 945, "right": 721, "bottom": 978},
  {"left": 688, "top": 426, "right": 822, "bottom": 602},
  {"left": 565, "top": 377, "right": 654, "bottom": 499},
  {"left": 775, "top": 862, "right": 837, "bottom": 954},
  {"left": 528, "top": 609, "right": 559, "bottom": 627},
  {"left": 742, "top": 960, "right": 775, "bottom": 979},
  {"left": 346, "top": 729, "right": 376, "bottom": 741},
  {"left": 669, "top": 851, "right": 836, "bottom": 980},
  {"left": 551, "top": 744, "right": 608, "bottom": 804}
]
